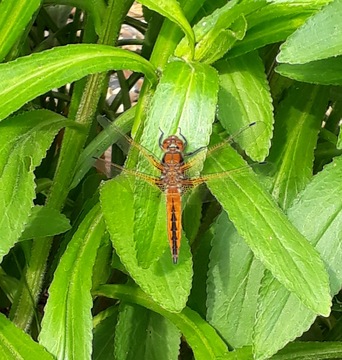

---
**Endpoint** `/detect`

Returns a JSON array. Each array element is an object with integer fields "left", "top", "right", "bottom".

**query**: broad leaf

[
  {"left": 276, "top": 57, "right": 342, "bottom": 85},
  {"left": 39, "top": 204, "right": 105, "bottom": 360},
  {"left": 114, "top": 304, "right": 180, "bottom": 360},
  {"left": 175, "top": 0, "right": 265, "bottom": 62},
  {"left": 93, "top": 307, "right": 118, "bottom": 360},
  {"left": 207, "top": 212, "right": 264, "bottom": 348},
  {"left": 203, "top": 142, "right": 331, "bottom": 316},
  {"left": 195, "top": 15, "right": 247, "bottom": 64},
  {"left": 229, "top": 0, "right": 332, "bottom": 58},
  {"left": 277, "top": 0, "right": 342, "bottom": 64},
  {"left": 20, "top": 205, "right": 71, "bottom": 240},
  {"left": 215, "top": 52, "right": 273, "bottom": 161},
  {"left": 100, "top": 176, "right": 193, "bottom": 312},
  {"left": 0, "top": 44, "right": 157, "bottom": 121},
  {"left": 254, "top": 156, "right": 342, "bottom": 359},
  {"left": 0, "top": 110, "right": 75, "bottom": 262},
  {"left": 131, "top": 59, "right": 219, "bottom": 267},
  {"left": 186, "top": 227, "right": 213, "bottom": 318}
]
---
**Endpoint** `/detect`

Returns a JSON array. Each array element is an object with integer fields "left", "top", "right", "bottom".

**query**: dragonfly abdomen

[{"left": 166, "top": 189, "right": 182, "bottom": 264}]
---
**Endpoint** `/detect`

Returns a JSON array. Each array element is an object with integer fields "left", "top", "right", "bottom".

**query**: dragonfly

[{"left": 98, "top": 121, "right": 264, "bottom": 264}]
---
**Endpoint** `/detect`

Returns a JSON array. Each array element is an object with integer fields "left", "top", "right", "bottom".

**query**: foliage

[{"left": 0, "top": 0, "right": 342, "bottom": 359}]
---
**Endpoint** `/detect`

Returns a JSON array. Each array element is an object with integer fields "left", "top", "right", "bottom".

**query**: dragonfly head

[{"left": 161, "top": 135, "right": 185, "bottom": 153}]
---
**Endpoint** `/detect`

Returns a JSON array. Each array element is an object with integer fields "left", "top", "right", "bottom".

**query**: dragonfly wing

[
  {"left": 182, "top": 121, "right": 266, "bottom": 174},
  {"left": 94, "top": 157, "right": 163, "bottom": 190}
]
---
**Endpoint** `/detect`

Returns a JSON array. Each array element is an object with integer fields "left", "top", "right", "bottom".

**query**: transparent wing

[
  {"left": 182, "top": 121, "right": 265, "bottom": 172},
  {"left": 94, "top": 120, "right": 268, "bottom": 193},
  {"left": 182, "top": 162, "right": 267, "bottom": 190},
  {"left": 94, "top": 157, "right": 163, "bottom": 191},
  {"left": 97, "top": 115, "right": 163, "bottom": 171}
]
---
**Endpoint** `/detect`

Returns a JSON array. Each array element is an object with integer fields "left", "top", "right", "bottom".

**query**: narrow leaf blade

[
  {"left": 0, "top": 44, "right": 157, "bottom": 121},
  {"left": 0, "top": 0, "right": 41, "bottom": 61},
  {"left": 39, "top": 204, "right": 105, "bottom": 360},
  {"left": 0, "top": 313, "right": 54, "bottom": 360}
]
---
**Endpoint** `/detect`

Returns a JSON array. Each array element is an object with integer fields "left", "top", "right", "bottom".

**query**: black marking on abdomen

[{"left": 170, "top": 198, "right": 178, "bottom": 264}]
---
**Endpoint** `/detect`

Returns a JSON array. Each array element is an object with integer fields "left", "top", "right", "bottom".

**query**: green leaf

[
  {"left": 182, "top": 186, "right": 203, "bottom": 244},
  {"left": 70, "top": 106, "right": 136, "bottom": 190},
  {"left": 114, "top": 304, "right": 180, "bottom": 360},
  {"left": 39, "top": 204, "right": 105, "bottom": 360},
  {"left": 276, "top": 57, "right": 342, "bottom": 85},
  {"left": 229, "top": 1, "right": 332, "bottom": 58},
  {"left": 0, "top": 313, "right": 54, "bottom": 360},
  {"left": 91, "top": 234, "right": 112, "bottom": 291},
  {"left": 207, "top": 212, "right": 264, "bottom": 348},
  {"left": 339, "top": 135, "right": 342, "bottom": 151},
  {"left": 289, "top": 157, "right": 342, "bottom": 294},
  {"left": 253, "top": 156, "right": 342, "bottom": 359},
  {"left": 277, "top": 0, "right": 342, "bottom": 64},
  {"left": 137, "top": 59, "right": 219, "bottom": 154},
  {"left": 100, "top": 176, "right": 193, "bottom": 313},
  {"left": 267, "top": 83, "right": 330, "bottom": 209},
  {"left": 175, "top": 0, "right": 265, "bottom": 62},
  {"left": 0, "top": 44, "right": 157, "bottom": 121},
  {"left": 187, "top": 227, "right": 213, "bottom": 318},
  {"left": 0, "top": 0, "right": 41, "bottom": 62},
  {"left": 215, "top": 52, "right": 273, "bottom": 161},
  {"left": 131, "top": 59, "right": 219, "bottom": 267},
  {"left": 272, "top": 341, "right": 342, "bottom": 360},
  {"left": 0, "top": 110, "right": 75, "bottom": 262},
  {"left": 0, "top": 268, "right": 19, "bottom": 303},
  {"left": 93, "top": 307, "right": 118, "bottom": 360},
  {"left": 20, "top": 205, "right": 71, "bottom": 240},
  {"left": 94, "top": 284, "right": 230, "bottom": 360},
  {"left": 203, "top": 143, "right": 331, "bottom": 316},
  {"left": 136, "top": 0, "right": 194, "bottom": 55},
  {"left": 195, "top": 15, "right": 248, "bottom": 64}
]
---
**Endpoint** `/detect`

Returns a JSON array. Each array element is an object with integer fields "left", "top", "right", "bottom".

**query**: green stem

[
  {"left": 10, "top": 0, "right": 134, "bottom": 330},
  {"left": 150, "top": 0, "right": 206, "bottom": 68}
]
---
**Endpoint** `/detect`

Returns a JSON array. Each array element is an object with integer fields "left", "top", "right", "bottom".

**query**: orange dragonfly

[{"left": 98, "top": 120, "right": 264, "bottom": 264}]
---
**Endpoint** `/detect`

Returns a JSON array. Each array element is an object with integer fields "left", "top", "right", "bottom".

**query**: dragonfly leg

[{"left": 184, "top": 146, "right": 206, "bottom": 157}]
